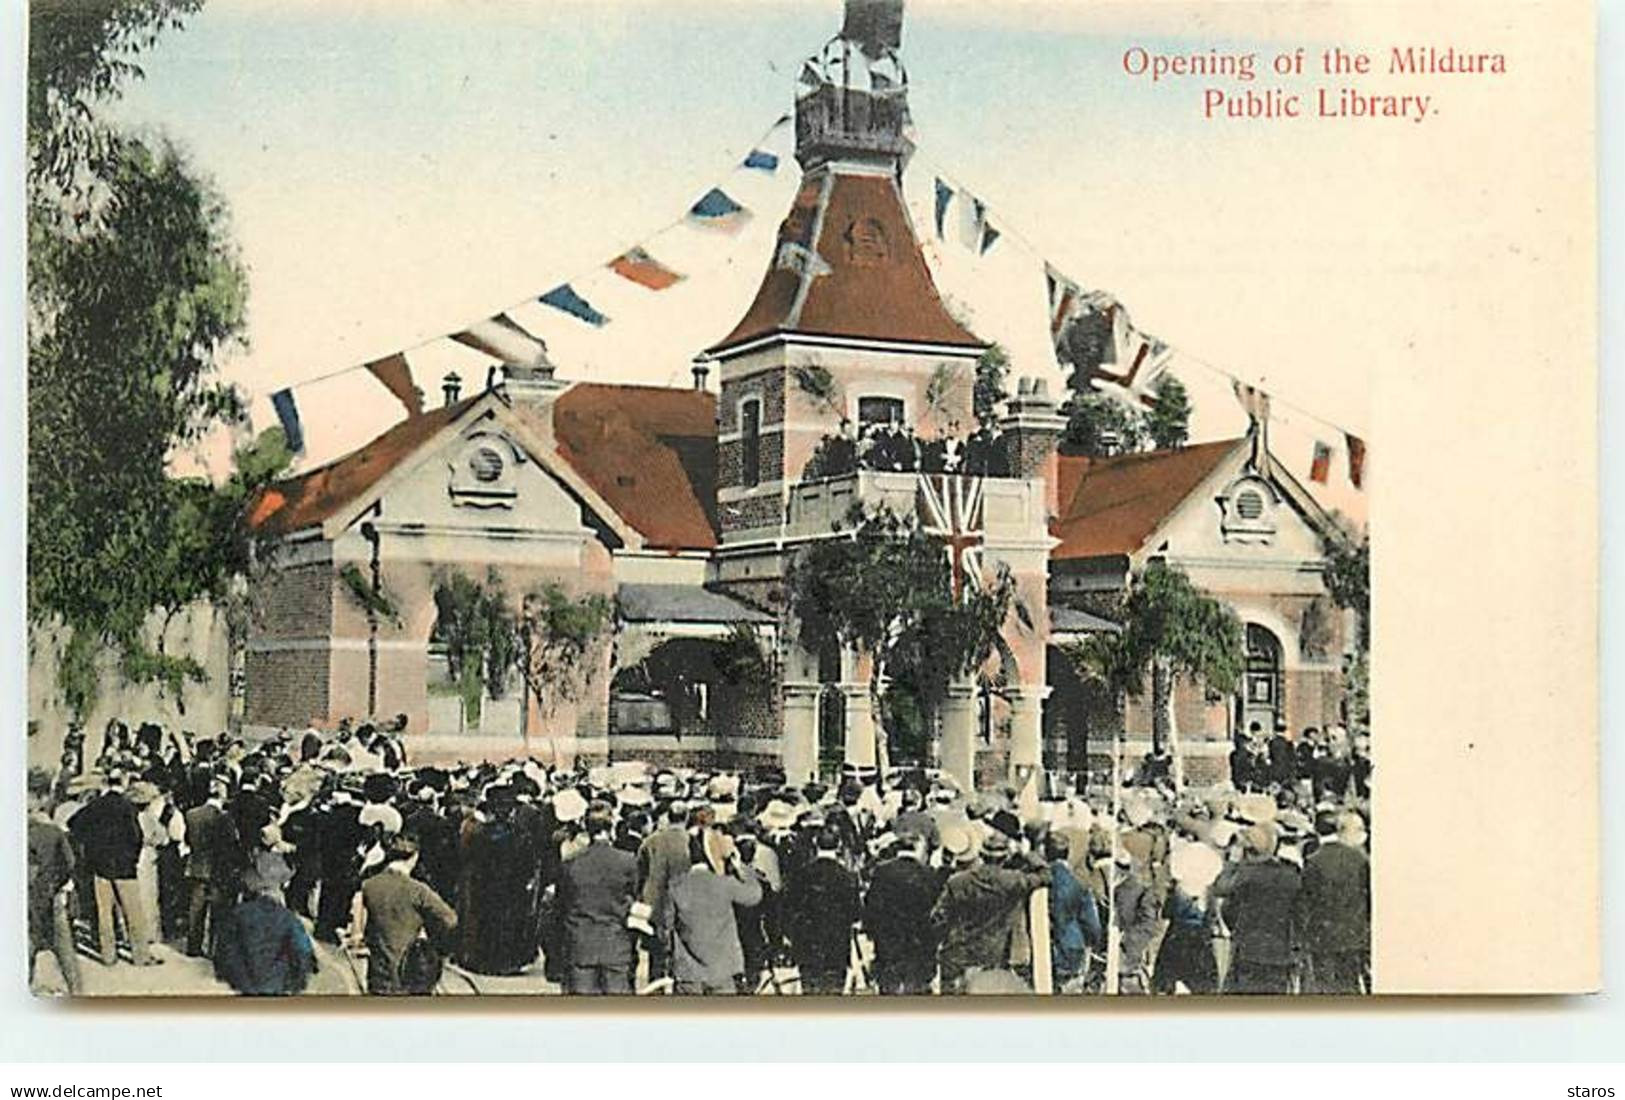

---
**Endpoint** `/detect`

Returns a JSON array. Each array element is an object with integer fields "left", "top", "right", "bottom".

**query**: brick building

[{"left": 243, "top": 0, "right": 1353, "bottom": 795}]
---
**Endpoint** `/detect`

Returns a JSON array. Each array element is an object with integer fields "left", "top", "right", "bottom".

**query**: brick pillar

[{"left": 999, "top": 377, "right": 1067, "bottom": 518}]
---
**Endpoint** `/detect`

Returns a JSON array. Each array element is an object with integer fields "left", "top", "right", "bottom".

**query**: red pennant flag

[
  {"left": 609, "top": 246, "right": 684, "bottom": 291},
  {"left": 1345, "top": 433, "right": 1366, "bottom": 488},
  {"left": 1310, "top": 440, "right": 1332, "bottom": 484},
  {"left": 364, "top": 352, "right": 423, "bottom": 419}
]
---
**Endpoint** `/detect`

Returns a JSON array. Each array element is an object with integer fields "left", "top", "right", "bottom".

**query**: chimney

[
  {"left": 999, "top": 375, "right": 1068, "bottom": 515},
  {"left": 691, "top": 358, "right": 711, "bottom": 391},
  {"left": 441, "top": 372, "right": 462, "bottom": 406}
]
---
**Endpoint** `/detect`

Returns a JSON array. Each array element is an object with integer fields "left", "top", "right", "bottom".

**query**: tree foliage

[
  {"left": 1068, "top": 561, "right": 1244, "bottom": 751},
  {"left": 28, "top": 2, "right": 265, "bottom": 719},
  {"left": 1060, "top": 390, "right": 1146, "bottom": 456},
  {"left": 431, "top": 570, "right": 519, "bottom": 722},
  {"left": 973, "top": 343, "right": 1010, "bottom": 431},
  {"left": 1144, "top": 374, "right": 1192, "bottom": 450},
  {"left": 787, "top": 506, "right": 1015, "bottom": 758},
  {"left": 28, "top": 0, "right": 204, "bottom": 196},
  {"left": 1322, "top": 530, "right": 1371, "bottom": 651},
  {"left": 517, "top": 583, "right": 615, "bottom": 719}
]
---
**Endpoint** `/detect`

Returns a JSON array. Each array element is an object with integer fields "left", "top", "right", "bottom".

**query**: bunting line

[
  {"left": 911, "top": 145, "right": 1368, "bottom": 451},
  {"left": 259, "top": 108, "right": 794, "bottom": 419}
]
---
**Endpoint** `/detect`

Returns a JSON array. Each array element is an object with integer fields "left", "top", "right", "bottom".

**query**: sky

[{"left": 94, "top": 0, "right": 1547, "bottom": 524}]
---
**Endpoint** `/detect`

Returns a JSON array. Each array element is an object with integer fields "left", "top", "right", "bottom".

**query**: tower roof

[{"left": 707, "top": 166, "right": 985, "bottom": 356}]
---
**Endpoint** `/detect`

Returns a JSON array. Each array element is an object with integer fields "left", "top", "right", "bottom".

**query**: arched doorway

[{"left": 1239, "top": 623, "right": 1284, "bottom": 738}]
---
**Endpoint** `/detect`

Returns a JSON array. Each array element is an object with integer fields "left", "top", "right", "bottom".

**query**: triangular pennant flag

[
  {"left": 453, "top": 312, "right": 550, "bottom": 365},
  {"left": 742, "top": 148, "right": 779, "bottom": 172},
  {"left": 1345, "top": 433, "right": 1366, "bottom": 488},
  {"left": 1232, "top": 378, "right": 1271, "bottom": 425},
  {"left": 934, "top": 178, "right": 953, "bottom": 239},
  {"left": 773, "top": 111, "right": 792, "bottom": 127},
  {"left": 270, "top": 388, "right": 305, "bottom": 455},
  {"left": 979, "top": 220, "right": 1001, "bottom": 255},
  {"left": 608, "top": 245, "right": 684, "bottom": 291},
  {"left": 364, "top": 352, "right": 423, "bottom": 419},
  {"left": 1310, "top": 440, "right": 1333, "bottom": 484},
  {"left": 956, "top": 194, "right": 986, "bottom": 251},
  {"left": 688, "top": 187, "right": 752, "bottom": 233},
  {"left": 539, "top": 283, "right": 609, "bottom": 327},
  {"left": 1046, "top": 263, "right": 1080, "bottom": 337}
]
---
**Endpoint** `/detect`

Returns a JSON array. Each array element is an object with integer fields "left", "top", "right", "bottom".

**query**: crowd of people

[{"left": 26, "top": 715, "right": 1371, "bottom": 997}]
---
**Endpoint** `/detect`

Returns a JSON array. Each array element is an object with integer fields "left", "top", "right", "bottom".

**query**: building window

[
  {"left": 857, "top": 395, "right": 905, "bottom": 430},
  {"left": 1220, "top": 475, "right": 1278, "bottom": 543},
  {"left": 740, "top": 397, "right": 762, "bottom": 488},
  {"left": 469, "top": 446, "right": 505, "bottom": 484}
]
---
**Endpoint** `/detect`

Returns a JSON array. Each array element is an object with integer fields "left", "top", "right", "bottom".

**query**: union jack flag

[{"left": 918, "top": 474, "right": 985, "bottom": 604}]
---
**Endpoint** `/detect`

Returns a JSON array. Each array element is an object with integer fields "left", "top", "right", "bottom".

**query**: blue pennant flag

[
  {"left": 980, "top": 221, "right": 1001, "bottom": 255},
  {"left": 539, "top": 283, "right": 609, "bottom": 327},
  {"left": 270, "top": 387, "right": 305, "bottom": 454},
  {"left": 742, "top": 148, "right": 779, "bottom": 172},
  {"left": 688, "top": 186, "right": 752, "bottom": 233},
  {"left": 934, "top": 178, "right": 953, "bottom": 239}
]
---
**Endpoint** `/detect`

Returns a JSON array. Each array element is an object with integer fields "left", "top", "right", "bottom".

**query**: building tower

[
  {"left": 707, "top": 1, "right": 1071, "bottom": 794},
  {"left": 707, "top": 0, "right": 988, "bottom": 542}
]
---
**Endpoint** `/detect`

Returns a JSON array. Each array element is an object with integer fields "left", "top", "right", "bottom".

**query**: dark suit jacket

[
  {"left": 637, "top": 826, "right": 690, "bottom": 915},
  {"left": 183, "top": 803, "right": 243, "bottom": 884},
  {"left": 558, "top": 839, "right": 638, "bottom": 967},
  {"left": 931, "top": 861, "right": 1048, "bottom": 980},
  {"left": 788, "top": 856, "right": 860, "bottom": 973},
  {"left": 70, "top": 792, "right": 144, "bottom": 880},
  {"left": 1297, "top": 841, "right": 1370, "bottom": 954},
  {"left": 1215, "top": 858, "right": 1303, "bottom": 967},
  {"left": 863, "top": 856, "right": 942, "bottom": 966}
]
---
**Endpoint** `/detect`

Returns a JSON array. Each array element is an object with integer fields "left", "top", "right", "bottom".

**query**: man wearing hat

[
  {"left": 556, "top": 804, "right": 639, "bottom": 994},
  {"left": 1296, "top": 810, "right": 1370, "bottom": 993},
  {"left": 212, "top": 848, "right": 317, "bottom": 996},
  {"left": 359, "top": 833, "right": 458, "bottom": 995},
  {"left": 1213, "top": 821, "right": 1304, "bottom": 993},
  {"left": 636, "top": 799, "right": 692, "bottom": 981},
  {"left": 863, "top": 833, "right": 942, "bottom": 995},
  {"left": 663, "top": 829, "right": 762, "bottom": 995},
  {"left": 786, "top": 824, "right": 861, "bottom": 995},
  {"left": 930, "top": 826, "right": 1049, "bottom": 994}
]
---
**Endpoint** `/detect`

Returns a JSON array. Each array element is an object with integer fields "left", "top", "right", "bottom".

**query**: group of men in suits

[{"left": 30, "top": 716, "right": 1371, "bottom": 999}]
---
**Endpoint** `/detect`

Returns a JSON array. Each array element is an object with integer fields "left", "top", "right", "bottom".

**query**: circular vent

[
  {"left": 469, "top": 446, "right": 505, "bottom": 484},
  {"left": 1236, "top": 488, "right": 1265, "bottom": 521}
]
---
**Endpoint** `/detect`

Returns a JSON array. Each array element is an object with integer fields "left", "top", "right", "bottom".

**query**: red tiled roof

[
  {"left": 249, "top": 383, "right": 720, "bottom": 552},
  {"left": 1050, "top": 438, "right": 1243, "bottom": 560},
  {"left": 709, "top": 168, "right": 984, "bottom": 354},
  {"left": 548, "top": 383, "right": 719, "bottom": 551},
  {"left": 247, "top": 398, "right": 477, "bottom": 535}
]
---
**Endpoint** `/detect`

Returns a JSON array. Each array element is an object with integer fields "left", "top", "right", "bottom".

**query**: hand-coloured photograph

[{"left": 41, "top": 0, "right": 1592, "bottom": 1002}]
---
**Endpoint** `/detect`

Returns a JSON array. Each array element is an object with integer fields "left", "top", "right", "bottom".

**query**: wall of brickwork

[
  {"left": 253, "top": 559, "right": 334, "bottom": 639},
  {"left": 244, "top": 646, "right": 331, "bottom": 729}
]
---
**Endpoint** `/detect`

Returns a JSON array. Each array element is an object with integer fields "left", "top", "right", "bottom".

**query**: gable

[{"left": 1146, "top": 446, "right": 1332, "bottom": 564}]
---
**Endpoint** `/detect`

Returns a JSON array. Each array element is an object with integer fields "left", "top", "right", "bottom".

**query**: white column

[
  {"left": 782, "top": 682, "right": 820, "bottom": 786},
  {"left": 1007, "top": 684, "right": 1051, "bottom": 814},
  {"left": 939, "top": 679, "right": 978, "bottom": 792},
  {"left": 842, "top": 683, "right": 878, "bottom": 769}
]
